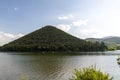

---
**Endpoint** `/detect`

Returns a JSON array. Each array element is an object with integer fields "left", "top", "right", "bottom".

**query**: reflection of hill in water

[
  {"left": 8, "top": 54, "right": 72, "bottom": 80},
  {"left": 0, "top": 52, "right": 120, "bottom": 80}
]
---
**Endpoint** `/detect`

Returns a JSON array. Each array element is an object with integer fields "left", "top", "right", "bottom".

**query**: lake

[{"left": 0, "top": 51, "right": 120, "bottom": 80}]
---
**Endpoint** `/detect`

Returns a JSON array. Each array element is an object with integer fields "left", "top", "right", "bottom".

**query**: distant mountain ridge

[
  {"left": 86, "top": 36, "right": 120, "bottom": 50},
  {"left": 86, "top": 36, "right": 120, "bottom": 44},
  {"left": 0, "top": 25, "right": 107, "bottom": 52}
]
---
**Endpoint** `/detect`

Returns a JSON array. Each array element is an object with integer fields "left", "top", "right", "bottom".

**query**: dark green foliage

[
  {"left": 0, "top": 25, "right": 107, "bottom": 52},
  {"left": 117, "top": 56, "right": 120, "bottom": 65},
  {"left": 116, "top": 44, "right": 120, "bottom": 50},
  {"left": 70, "top": 65, "right": 113, "bottom": 80}
]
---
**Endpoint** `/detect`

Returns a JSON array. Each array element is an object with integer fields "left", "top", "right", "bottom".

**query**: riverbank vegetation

[
  {"left": 117, "top": 56, "right": 120, "bottom": 65},
  {"left": 86, "top": 37, "right": 120, "bottom": 51},
  {"left": 70, "top": 65, "right": 113, "bottom": 80}
]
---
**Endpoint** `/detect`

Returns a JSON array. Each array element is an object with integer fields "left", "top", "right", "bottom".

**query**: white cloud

[
  {"left": 0, "top": 32, "right": 24, "bottom": 46},
  {"left": 14, "top": 8, "right": 19, "bottom": 11},
  {"left": 72, "top": 19, "right": 88, "bottom": 27},
  {"left": 57, "top": 24, "right": 71, "bottom": 32},
  {"left": 75, "top": 29, "right": 98, "bottom": 39},
  {"left": 58, "top": 14, "right": 74, "bottom": 20},
  {"left": 74, "top": 28, "right": 111, "bottom": 39}
]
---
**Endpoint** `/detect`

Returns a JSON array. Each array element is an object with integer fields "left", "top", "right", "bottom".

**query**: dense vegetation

[
  {"left": 86, "top": 36, "right": 120, "bottom": 44},
  {"left": 116, "top": 44, "right": 120, "bottom": 50},
  {"left": 70, "top": 65, "right": 113, "bottom": 80},
  {"left": 86, "top": 37, "right": 120, "bottom": 50},
  {"left": 0, "top": 26, "right": 107, "bottom": 52},
  {"left": 117, "top": 56, "right": 120, "bottom": 65}
]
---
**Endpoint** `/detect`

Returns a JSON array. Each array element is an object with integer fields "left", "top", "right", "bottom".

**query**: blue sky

[{"left": 0, "top": 0, "right": 120, "bottom": 45}]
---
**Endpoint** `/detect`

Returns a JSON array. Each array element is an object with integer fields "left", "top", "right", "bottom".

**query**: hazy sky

[{"left": 0, "top": 0, "right": 120, "bottom": 45}]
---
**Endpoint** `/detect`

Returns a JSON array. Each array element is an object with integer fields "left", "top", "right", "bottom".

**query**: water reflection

[
  {"left": 0, "top": 52, "right": 120, "bottom": 80},
  {"left": 7, "top": 54, "right": 72, "bottom": 80}
]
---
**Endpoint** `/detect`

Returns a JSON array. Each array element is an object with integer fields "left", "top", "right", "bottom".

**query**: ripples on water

[{"left": 0, "top": 51, "right": 120, "bottom": 80}]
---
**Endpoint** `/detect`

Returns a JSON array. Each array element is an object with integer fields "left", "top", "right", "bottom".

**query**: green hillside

[
  {"left": 0, "top": 25, "right": 107, "bottom": 52},
  {"left": 103, "top": 37, "right": 120, "bottom": 44},
  {"left": 86, "top": 36, "right": 120, "bottom": 44},
  {"left": 86, "top": 38, "right": 116, "bottom": 45},
  {"left": 86, "top": 37, "right": 120, "bottom": 50}
]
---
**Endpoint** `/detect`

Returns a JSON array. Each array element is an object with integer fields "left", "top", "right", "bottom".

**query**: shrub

[
  {"left": 70, "top": 65, "right": 113, "bottom": 80},
  {"left": 117, "top": 56, "right": 120, "bottom": 65}
]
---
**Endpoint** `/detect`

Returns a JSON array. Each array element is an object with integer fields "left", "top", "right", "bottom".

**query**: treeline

[{"left": 0, "top": 41, "right": 107, "bottom": 52}]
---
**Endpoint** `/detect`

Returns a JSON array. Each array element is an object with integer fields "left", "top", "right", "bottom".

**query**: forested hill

[
  {"left": 86, "top": 37, "right": 120, "bottom": 50},
  {"left": 0, "top": 25, "right": 107, "bottom": 52},
  {"left": 86, "top": 37, "right": 120, "bottom": 44}
]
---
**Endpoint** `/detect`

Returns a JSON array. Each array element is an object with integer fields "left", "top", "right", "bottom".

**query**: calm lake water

[{"left": 0, "top": 51, "right": 120, "bottom": 80}]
